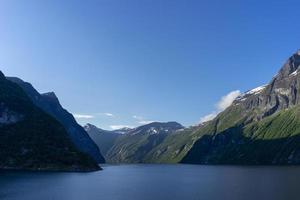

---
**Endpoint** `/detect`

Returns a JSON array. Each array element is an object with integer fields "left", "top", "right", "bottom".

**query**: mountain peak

[
  {"left": 42, "top": 92, "right": 58, "bottom": 99},
  {"left": 232, "top": 50, "right": 300, "bottom": 122},
  {"left": 84, "top": 123, "right": 102, "bottom": 132},
  {"left": 147, "top": 121, "right": 184, "bottom": 128},
  {"left": 41, "top": 92, "right": 60, "bottom": 104},
  {"left": 274, "top": 50, "right": 300, "bottom": 79},
  {"left": 128, "top": 121, "right": 184, "bottom": 135}
]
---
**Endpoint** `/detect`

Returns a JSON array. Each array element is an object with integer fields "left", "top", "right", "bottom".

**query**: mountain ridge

[
  {"left": 0, "top": 71, "right": 100, "bottom": 171},
  {"left": 7, "top": 77, "right": 105, "bottom": 164},
  {"left": 85, "top": 122, "right": 184, "bottom": 163}
]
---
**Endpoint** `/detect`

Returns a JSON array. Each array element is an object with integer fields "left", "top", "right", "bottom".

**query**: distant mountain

[
  {"left": 0, "top": 71, "right": 99, "bottom": 171},
  {"left": 85, "top": 122, "right": 184, "bottom": 163},
  {"left": 125, "top": 122, "right": 184, "bottom": 135},
  {"left": 7, "top": 77, "right": 105, "bottom": 164},
  {"left": 84, "top": 124, "right": 121, "bottom": 157}
]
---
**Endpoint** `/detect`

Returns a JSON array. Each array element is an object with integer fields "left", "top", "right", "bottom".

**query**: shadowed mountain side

[
  {"left": 84, "top": 124, "right": 121, "bottom": 157},
  {"left": 0, "top": 71, "right": 100, "bottom": 171},
  {"left": 7, "top": 77, "right": 105, "bottom": 164},
  {"left": 182, "top": 133, "right": 300, "bottom": 165}
]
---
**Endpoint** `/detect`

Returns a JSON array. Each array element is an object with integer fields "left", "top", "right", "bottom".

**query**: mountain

[
  {"left": 0, "top": 71, "right": 100, "bottom": 171},
  {"left": 85, "top": 122, "right": 184, "bottom": 163},
  {"left": 125, "top": 122, "right": 184, "bottom": 135},
  {"left": 181, "top": 50, "right": 300, "bottom": 164},
  {"left": 84, "top": 123, "right": 121, "bottom": 157},
  {"left": 7, "top": 77, "right": 105, "bottom": 164},
  {"left": 85, "top": 50, "right": 300, "bottom": 165}
]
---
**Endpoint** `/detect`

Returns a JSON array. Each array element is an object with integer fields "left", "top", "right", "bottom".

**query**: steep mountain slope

[
  {"left": 140, "top": 126, "right": 202, "bottom": 163},
  {"left": 7, "top": 77, "right": 105, "bottom": 163},
  {"left": 0, "top": 71, "right": 99, "bottom": 171},
  {"left": 85, "top": 122, "right": 184, "bottom": 163},
  {"left": 183, "top": 105, "right": 300, "bottom": 164},
  {"left": 84, "top": 123, "right": 121, "bottom": 157},
  {"left": 182, "top": 50, "right": 300, "bottom": 164}
]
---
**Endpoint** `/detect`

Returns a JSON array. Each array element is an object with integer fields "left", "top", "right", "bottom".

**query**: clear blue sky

[{"left": 1, "top": 0, "right": 300, "bottom": 129}]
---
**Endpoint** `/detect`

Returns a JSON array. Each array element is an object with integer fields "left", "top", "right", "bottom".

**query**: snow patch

[
  {"left": 238, "top": 97, "right": 247, "bottom": 101},
  {"left": 245, "top": 85, "right": 267, "bottom": 95},
  {"left": 290, "top": 69, "right": 299, "bottom": 76},
  {"left": 235, "top": 84, "right": 267, "bottom": 103},
  {"left": 149, "top": 127, "right": 158, "bottom": 134}
]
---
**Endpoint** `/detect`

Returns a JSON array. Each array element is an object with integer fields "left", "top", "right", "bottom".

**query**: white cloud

[
  {"left": 99, "top": 113, "right": 115, "bottom": 117},
  {"left": 199, "top": 112, "right": 217, "bottom": 123},
  {"left": 199, "top": 90, "right": 241, "bottom": 123},
  {"left": 74, "top": 114, "right": 94, "bottom": 119},
  {"left": 133, "top": 115, "right": 155, "bottom": 125},
  {"left": 138, "top": 120, "right": 155, "bottom": 125},
  {"left": 216, "top": 90, "right": 241, "bottom": 111},
  {"left": 110, "top": 125, "right": 134, "bottom": 130}
]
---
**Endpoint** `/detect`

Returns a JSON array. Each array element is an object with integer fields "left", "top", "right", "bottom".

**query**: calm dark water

[{"left": 1, "top": 164, "right": 300, "bottom": 200}]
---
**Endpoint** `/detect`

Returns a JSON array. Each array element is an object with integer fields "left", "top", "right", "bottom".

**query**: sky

[{"left": 1, "top": 0, "right": 300, "bottom": 130}]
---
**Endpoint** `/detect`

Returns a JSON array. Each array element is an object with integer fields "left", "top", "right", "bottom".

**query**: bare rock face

[
  {"left": 0, "top": 104, "right": 23, "bottom": 125},
  {"left": 233, "top": 51, "right": 300, "bottom": 122}
]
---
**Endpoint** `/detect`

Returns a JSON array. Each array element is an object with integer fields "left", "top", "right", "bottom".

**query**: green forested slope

[{"left": 182, "top": 105, "right": 300, "bottom": 164}]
